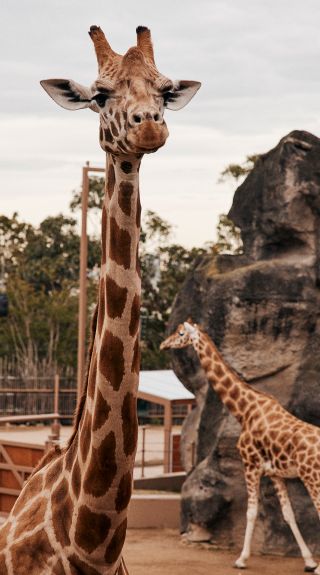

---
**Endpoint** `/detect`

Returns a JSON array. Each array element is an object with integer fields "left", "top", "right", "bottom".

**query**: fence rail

[{"left": 0, "top": 375, "right": 76, "bottom": 419}]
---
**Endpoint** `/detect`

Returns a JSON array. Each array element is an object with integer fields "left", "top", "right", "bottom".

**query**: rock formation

[{"left": 168, "top": 131, "right": 320, "bottom": 554}]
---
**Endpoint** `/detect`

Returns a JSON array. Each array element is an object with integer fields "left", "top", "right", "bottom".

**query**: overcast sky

[{"left": 2, "top": 0, "right": 320, "bottom": 247}]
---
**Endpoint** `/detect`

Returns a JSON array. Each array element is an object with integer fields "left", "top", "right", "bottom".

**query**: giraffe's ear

[
  {"left": 40, "top": 79, "right": 96, "bottom": 111},
  {"left": 164, "top": 80, "right": 201, "bottom": 111},
  {"left": 184, "top": 322, "right": 194, "bottom": 333}
]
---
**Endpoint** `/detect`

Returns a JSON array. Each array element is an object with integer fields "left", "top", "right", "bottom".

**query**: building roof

[{"left": 139, "top": 370, "right": 195, "bottom": 402}]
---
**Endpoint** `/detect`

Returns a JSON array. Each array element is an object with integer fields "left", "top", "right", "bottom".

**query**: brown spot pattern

[
  {"left": 75, "top": 505, "right": 111, "bottom": 553},
  {"left": 205, "top": 344, "right": 212, "bottom": 355},
  {"left": 121, "top": 161, "right": 132, "bottom": 174},
  {"left": 0, "top": 555, "right": 6, "bottom": 575},
  {"left": 105, "top": 518, "right": 127, "bottom": 564},
  {"left": 214, "top": 364, "right": 224, "bottom": 377},
  {"left": 110, "top": 121, "right": 119, "bottom": 137},
  {"left": 104, "top": 128, "right": 114, "bottom": 144},
  {"left": 122, "top": 392, "right": 138, "bottom": 456},
  {"left": 12, "top": 473, "right": 44, "bottom": 516},
  {"left": 239, "top": 397, "right": 248, "bottom": 411},
  {"left": 129, "top": 294, "right": 140, "bottom": 337},
  {"left": 51, "top": 478, "right": 73, "bottom": 547},
  {"left": 97, "top": 278, "right": 106, "bottom": 335},
  {"left": 222, "top": 376, "right": 233, "bottom": 389},
  {"left": 109, "top": 217, "right": 131, "bottom": 269},
  {"left": 71, "top": 459, "right": 81, "bottom": 499},
  {"left": 0, "top": 522, "right": 11, "bottom": 552},
  {"left": 83, "top": 431, "right": 117, "bottom": 497},
  {"left": 136, "top": 196, "right": 141, "bottom": 228},
  {"left": 80, "top": 411, "right": 92, "bottom": 462},
  {"left": 107, "top": 163, "right": 115, "bottom": 198},
  {"left": 230, "top": 386, "right": 240, "bottom": 401},
  {"left": 99, "top": 330, "right": 125, "bottom": 391},
  {"left": 14, "top": 496, "right": 47, "bottom": 540},
  {"left": 202, "top": 358, "right": 211, "bottom": 370},
  {"left": 115, "top": 472, "right": 133, "bottom": 512},
  {"left": 131, "top": 336, "right": 140, "bottom": 374},
  {"left": 106, "top": 276, "right": 128, "bottom": 319},
  {"left": 44, "top": 456, "right": 63, "bottom": 489},
  {"left": 92, "top": 389, "right": 111, "bottom": 432},
  {"left": 101, "top": 205, "right": 107, "bottom": 265},
  {"left": 52, "top": 560, "right": 66, "bottom": 575},
  {"left": 136, "top": 245, "right": 141, "bottom": 278},
  {"left": 65, "top": 435, "right": 78, "bottom": 472},
  {"left": 69, "top": 554, "right": 101, "bottom": 575},
  {"left": 225, "top": 399, "right": 236, "bottom": 412},
  {"left": 11, "top": 529, "right": 54, "bottom": 574},
  {"left": 88, "top": 352, "right": 98, "bottom": 400},
  {"left": 118, "top": 181, "right": 133, "bottom": 216}
]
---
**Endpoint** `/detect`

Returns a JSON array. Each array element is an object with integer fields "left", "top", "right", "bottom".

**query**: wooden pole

[
  {"left": 77, "top": 162, "right": 89, "bottom": 399},
  {"left": 50, "top": 374, "right": 61, "bottom": 441},
  {"left": 141, "top": 425, "right": 147, "bottom": 478},
  {"left": 76, "top": 163, "right": 105, "bottom": 401},
  {"left": 163, "top": 401, "right": 172, "bottom": 473}
]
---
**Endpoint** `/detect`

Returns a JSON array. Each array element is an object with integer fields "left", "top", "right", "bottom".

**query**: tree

[
  {"left": 215, "top": 214, "right": 243, "bottom": 255},
  {"left": 219, "top": 154, "right": 260, "bottom": 182},
  {"left": 0, "top": 213, "right": 100, "bottom": 377},
  {"left": 70, "top": 177, "right": 105, "bottom": 213},
  {"left": 140, "top": 212, "right": 213, "bottom": 369}
]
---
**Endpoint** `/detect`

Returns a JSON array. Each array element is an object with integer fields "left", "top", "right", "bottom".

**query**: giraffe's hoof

[
  {"left": 233, "top": 562, "right": 246, "bottom": 570},
  {"left": 304, "top": 567, "right": 317, "bottom": 573}
]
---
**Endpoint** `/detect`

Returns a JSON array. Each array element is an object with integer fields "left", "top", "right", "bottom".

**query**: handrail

[{"left": 0, "top": 413, "right": 60, "bottom": 424}]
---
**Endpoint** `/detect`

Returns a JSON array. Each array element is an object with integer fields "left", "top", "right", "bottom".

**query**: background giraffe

[
  {"left": 0, "top": 26, "right": 200, "bottom": 574},
  {"left": 161, "top": 320, "right": 320, "bottom": 574}
]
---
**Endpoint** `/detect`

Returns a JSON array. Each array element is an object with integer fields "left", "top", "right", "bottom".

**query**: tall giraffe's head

[
  {"left": 160, "top": 319, "right": 200, "bottom": 350},
  {"left": 41, "top": 26, "right": 201, "bottom": 156}
]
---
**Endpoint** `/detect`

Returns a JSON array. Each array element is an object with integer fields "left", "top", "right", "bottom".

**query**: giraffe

[
  {"left": 0, "top": 27, "right": 200, "bottom": 575},
  {"left": 161, "top": 320, "right": 320, "bottom": 573}
]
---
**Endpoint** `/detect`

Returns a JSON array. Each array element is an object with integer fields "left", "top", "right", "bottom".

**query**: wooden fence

[{"left": 0, "top": 374, "right": 76, "bottom": 419}]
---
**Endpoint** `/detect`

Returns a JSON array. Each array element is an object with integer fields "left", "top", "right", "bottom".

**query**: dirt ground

[{"left": 124, "top": 529, "right": 310, "bottom": 575}]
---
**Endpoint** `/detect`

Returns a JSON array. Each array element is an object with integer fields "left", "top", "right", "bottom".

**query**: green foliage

[
  {"left": 70, "top": 177, "right": 105, "bottom": 212},
  {"left": 140, "top": 212, "right": 214, "bottom": 369},
  {"left": 219, "top": 154, "right": 260, "bottom": 182},
  {"left": 0, "top": 213, "right": 100, "bottom": 376},
  {"left": 215, "top": 214, "right": 243, "bottom": 255},
  {"left": 0, "top": 175, "right": 243, "bottom": 374}
]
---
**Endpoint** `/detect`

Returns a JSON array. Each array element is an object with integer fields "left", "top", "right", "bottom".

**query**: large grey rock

[{"left": 168, "top": 131, "right": 320, "bottom": 554}]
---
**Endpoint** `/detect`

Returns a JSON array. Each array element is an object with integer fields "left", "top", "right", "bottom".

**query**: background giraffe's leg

[
  {"left": 299, "top": 477, "right": 320, "bottom": 575},
  {"left": 234, "top": 467, "right": 261, "bottom": 569},
  {"left": 271, "top": 476, "right": 317, "bottom": 572}
]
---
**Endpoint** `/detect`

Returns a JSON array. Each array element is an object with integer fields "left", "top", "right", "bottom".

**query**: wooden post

[
  {"left": 77, "top": 162, "right": 89, "bottom": 398},
  {"left": 50, "top": 374, "right": 60, "bottom": 441},
  {"left": 76, "top": 163, "right": 105, "bottom": 401},
  {"left": 163, "top": 401, "right": 172, "bottom": 473},
  {"left": 141, "top": 425, "right": 147, "bottom": 478}
]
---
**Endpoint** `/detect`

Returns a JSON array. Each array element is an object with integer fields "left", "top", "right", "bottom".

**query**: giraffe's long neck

[
  {"left": 71, "top": 153, "right": 141, "bottom": 567},
  {"left": 194, "top": 331, "right": 254, "bottom": 424}
]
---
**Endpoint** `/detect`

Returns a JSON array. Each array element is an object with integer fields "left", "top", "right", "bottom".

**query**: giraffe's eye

[
  {"left": 91, "top": 92, "right": 109, "bottom": 108},
  {"left": 179, "top": 331, "right": 184, "bottom": 336}
]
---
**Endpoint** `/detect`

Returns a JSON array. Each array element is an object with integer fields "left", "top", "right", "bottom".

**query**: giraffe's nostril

[
  {"left": 133, "top": 114, "right": 142, "bottom": 124},
  {"left": 153, "top": 113, "right": 160, "bottom": 122}
]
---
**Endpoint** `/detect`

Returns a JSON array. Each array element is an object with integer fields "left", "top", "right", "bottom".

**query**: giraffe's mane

[{"left": 67, "top": 304, "right": 98, "bottom": 449}]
